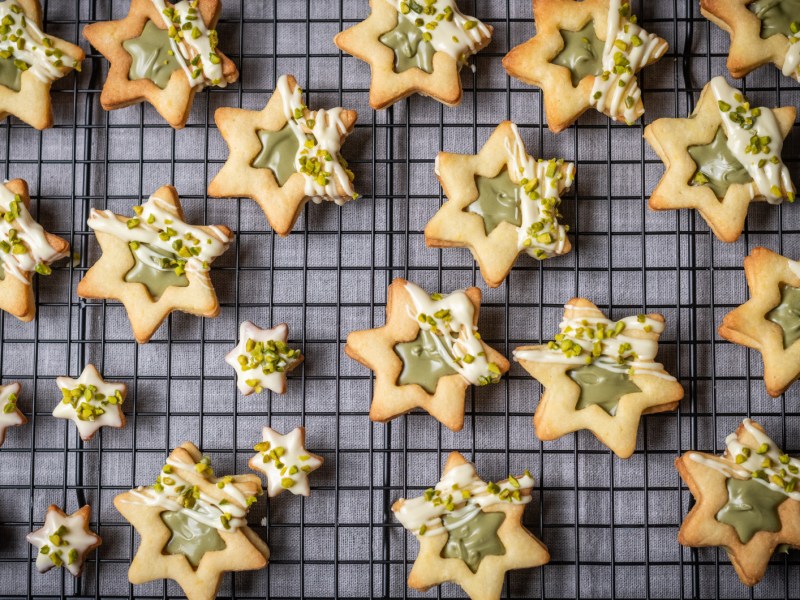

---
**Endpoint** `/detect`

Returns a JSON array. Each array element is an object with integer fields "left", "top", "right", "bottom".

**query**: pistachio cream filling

[
  {"left": 748, "top": 0, "right": 800, "bottom": 39},
  {"left": 160, "top": 510, "right": 227, "bottom": 568},
  {"left": 125, "top": 242, "right": 189, "bottom": 301},
  {"left": 716, "top": 477, "right": 787, "bottom": 544},
  {"left": 766, "top": 283, "right": 800, "bottom": 349},
  {"left": 379, "top": 15, "right": 434, "bottom": 74},
  {"left": 440, "top": 510, "right": 506, "bottom": 573},
  {"left": 394, "top": 328, "right": 458, "bottom": 394},
  {"left": 467, "top": 169, "right": 522, "bottom": 236},
  {"left": 688, "top": 128, "right": 753, "bottom": 199},
  {"left": 123, "top": 20, "right": 181, "bottom": 90},
  {"left": 568, "top": 362, "right": 641, "bottom": 416},
  {"left": 252, "top": 124, "right": 301, "bottom": 187},
  {"left": 551, "top": 22, "right": 605, "bottom": 87}
]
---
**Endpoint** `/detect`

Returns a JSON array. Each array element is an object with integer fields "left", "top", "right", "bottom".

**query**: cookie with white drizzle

[
  {"left": 426, "top": 121, "right": 575, "bottom": 288},
  {"left": 676, "top": 419, "right": 800, "bottom": 587},
  {"left": 52, "top": 364, "right": 126, "bottom": 441},
  {"left": 210, "top": 74, "right": 359, "bottom": 236},
  {"left": 0, "top": 381, "right": 24, "bottom": 446},
  {"left": 334, "top": 0, "right": 493, "bottom": 109},
  {"left": 114, "top": 442, "right": 269, "bottom": 599},
  {"left": 225, "top": 322, "right": 303, "bottom": 396},
  {"left": 26, "top": 505, "right": 101, "bottom": 577},
  {"left": 249, "top": 427, "right": 323, "bottom": 497},
  {"left": 503, "top": 0, "right": 668, "bottom": 133},
  {"left": 514, "top": 298, "right": 684, "bottom": 458}
]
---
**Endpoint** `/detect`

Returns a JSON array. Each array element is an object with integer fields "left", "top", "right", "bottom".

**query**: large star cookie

[
  {"left": 426, "top": 120, "right": 574, "bottom": 288},
  {"left": 345, "top": 278, "right": 509, "bottom": 432},
  {"left": 0, "top": 382, "right": 24, "bottom": 446},
  {"left": 334, "top": 0, "right": 492, "bottom": 109},
  {"left": 514, "top": 298, "right": 684, "bottom": 458},
  {"left": 392, "top": 452, "right": 549, "bottom": 600},
  {"left": 225, "top": 322, "right": 303, "bottom": 396},
  {"left": 114, "top": 442, "right": 268, "bottom": 600},
  {"left": 676, "top": 419, "right": 800, "bottom": 586},
  {"left": 249, "top": 427, "right": 323, "bottom": 497},
  {"left": 27, "top": 505, "right": 101, "bottom": 577},
  {"left": 77, "top": 186, "right": 232, "bottom": 344},
  {"left": 503, "top": 0, "right": 667, "bottom": 132},
  {"left": 645, "top": 76, "right": 795, "bottom": 243},
  {"left": 83, "top": 0, "right": 238, "bottom": 129},
  {"left": 52, "top": 364, "right": 126, "bottom": 441}
]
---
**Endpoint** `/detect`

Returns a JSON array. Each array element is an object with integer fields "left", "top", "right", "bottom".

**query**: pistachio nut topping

[
  {"left": 52, "top": 364, "right": 125, "bottom": 441},
  {"left": 0, "top": 382, "right": 23, "bottom": 445},
  {"left": 225, "top": 322, "right": 303, "bottom": 395},
  {"left": 250, "top": 427, "right": 323, "bottom": 497},
  {"left": 26, "top": 506, "right": 100, "bottom": 576}
]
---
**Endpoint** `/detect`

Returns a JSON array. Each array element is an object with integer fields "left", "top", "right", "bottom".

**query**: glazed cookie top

[
  {"left": 26, "top": 506, "right": 101, "bottom": 576},
  {"left": 53, "top": 365, "right": 125, "bottom": 441}
]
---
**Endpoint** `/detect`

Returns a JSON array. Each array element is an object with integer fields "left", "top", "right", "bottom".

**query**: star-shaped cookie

[
  {"left": 503, "top": 0, "right": 668, "bottom": 132},
  {"left": 83, "top": 0, "right": 238, "bottom": 129},
  {"left": 426, "top": 120, "right": 574, "bottom": 288},
  {"left": 514, "top": 298, "right": 684, "bottom": 458},
  {"left": 114, "top": 442, "right": 269, "bottom": 600},
  {"left": 0, "top": 382, "right": 24, "bottom": 446},
  {"left": 392, "top": 451, "right": 549, "bottom": 600},
  {"left": 249, "top": 427, "right": 323, "bottom": 497},
  {"left": 676, "top": 418, "right": 800, "bottom": 586},
  {"left": 209, "top": 74, "right": 359, "bottom": 236},
  {"left": 345, "top": 278, "right": 509, "bottom": 432},
  {"left": 52, "top": 364, "right": 126, "bottom": 441},
  {"left": 225, "top": 322, "right": 303, "bottom": 396},
  {"left": 334, "top": 0, "right": 492, "bottom": 109},
  {"left": 26, "top": 504, "right": 101, "bottom": 577},
  {"left": 77, "top": 185, "right": 233, "bottom": 344},
  {"left": 645, "top": 77, "right": 796, "bottom": 243}
]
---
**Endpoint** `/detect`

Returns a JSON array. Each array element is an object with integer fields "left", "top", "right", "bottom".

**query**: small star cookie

[
  {"left": 676, "top": 418, "right": 800, "bottom": 586},
  {"left": 77, "top": 186, "right": 233, "bottom": 344},
  {"left": 392, "top": 451, "right": 549, "bottom": 600},
  {"left": 426, "top": 121, "right": 574, "bottom": 288},
  {"left": 83, "top": 0, "right": 238, "bottom": 129},
  {"left": 645, "top": 76, "right": 796, "bottom": 243},
  {"left": 0, "top": 382, "right": 24, "bottom": 446},
  {"left": 52, "top": 364, "right": 126, "bottom": 441},
  {"left": 225, "top": 322, "right": 303, "bottom": 396},
  {"left": 334, "top": 0, "right": 492, "bottom": 109},
  {"left": 209, "top": 74, "right": 359, "bottom": 236},
  {"left": 26, "top": 505, "right": 101, "bottom": 577},
  {"left": 249, "top": 427, "right": 323, "bottom": 497},
  {"left": 345, "top": 278, "right": 509, "bottom": 432},
  {"left": 514, "top": 298, "right": 684, "bottom": 458},
  {"left": 503, "top": 0, "right": 668, "bottom": 132}
]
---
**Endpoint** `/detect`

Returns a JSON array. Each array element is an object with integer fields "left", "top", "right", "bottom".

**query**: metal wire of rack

[{"left": 1, "top": 0, "right": 800, "bottom": 598}]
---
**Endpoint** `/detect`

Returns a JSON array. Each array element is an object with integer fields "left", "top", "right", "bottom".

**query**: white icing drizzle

[
  {"left": 781, "top": 22, "right": 800, "bottom": 81},
  {"left": 250, "top": 427, "right": 323, "bottom": 497},
  {"left": 404, "top": 281, "right": 501, "bottom": 386},
  {"left": 513, "top": 302, "right": 676, "bottom": 381},
  {"left": 52, "top": 364, "right": 125, "bottom": 441},
  {"left": 0, "top": 182, "right": 67, "bottom": 284},
  {"left": 275, "top": 75, "right": 357, "bottom": 204},
  {"left": 709, "top": 76, "right": 795, "bottom": 204},
  {"left": 589, "top": 0, "right": 666, "bottom": 124},
  {"left": 26, "top": 508, "right": 100, "bottom": 576},
  {"left": 0, "top": 382, "right": 22, "bottom": 440},
  {"left": 787, "top": 258, "right": 800, "bottom": 280},
  {"left": 150, "top": 0, "right": 224, "bottom": 89},
  {"left": 689, "top": 418, "right": 800, "bottom": 501},
  {"left": 225, "top": 322, "right": 302, "bottom": 395},
  {"left": 394, "top": 461, "right": 534, "bottom": 537}
]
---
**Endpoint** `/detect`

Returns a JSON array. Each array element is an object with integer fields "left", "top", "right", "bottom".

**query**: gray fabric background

[{"left": 0, "top": 0, "right": 799, "bottom": 598}]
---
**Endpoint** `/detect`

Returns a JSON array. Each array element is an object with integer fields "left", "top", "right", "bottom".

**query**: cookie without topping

[
  {"left": 249, "top": 427, "right": 323, "bottom": 497},
  {"left": 26, "top": 505, "right": 101, "bottom": 577}
]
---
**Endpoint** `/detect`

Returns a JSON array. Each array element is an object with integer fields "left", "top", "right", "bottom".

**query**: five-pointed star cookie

[
  {"left": 676, "top": 419, "right": 800, "bottom": 586},
  {"left": 52, "top": 364, "right": 126, "bottom": 441},
  {"left": 334, "top": 0, "right": 492, "bottom": 109},
  {"left": 392, "top": 451, "right": 549, "bottom": 600},
  {"left": 83, "top": 0, "right": 238, "bottom": 129},
  {"left": 719, "top": 247, "right": 800, "bottom": 397},
  {"left": 209, "top": 74, "right": 359, "bottom": 236},
  {"left": 26, "top": 504, "right": 101, "bottom": 577},
  {"left": 426, "top": 120, "right": 574, "bottom": 288},
  {"left": 645, "top": 77, "right": 796, "bottom": 243},
  {"left": 345, "top": 278, "right": 509, "bottom": 432},
  {"left": 514, "top": 298, "right": 684, "bottom": 458},
  {"left": 503, "top": 0, "right": 668, "bottom": 133},
  {"left": 225, "top": 322, "right": 303, "bottom": 396},
  {"left": 77, "top": 185, "right": 233, "bottom": 344},
  {"left": 0, "top": 382, "right": 24, "bottom": 446},
  {"left": 0, "top": 0, "right": 84, "bottom": 129},
  {"left": 114, "top": 442, "right": 269, "bottom": 600},
  {"left": 249, "top": 426, "right": 323, "bottom": 497}
]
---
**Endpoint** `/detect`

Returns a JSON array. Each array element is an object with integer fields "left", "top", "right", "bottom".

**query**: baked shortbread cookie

[
  {"left": 27, "top": 505, "right": 101, "bottom": 577},
  {"left": 503, "top": 0, "right": 668, "bottom": 132},
  {"left": 249, "top": 426, "right": 323, "bottom": 497},
  {"left": 0, "top": 382, "right": 24, "bottom": 446},
  {"left": 53, "top": 364, "right": 126, "bottom": 441},
  {"left": 225, "top": 322, "right": 303, "bottom": 395}
]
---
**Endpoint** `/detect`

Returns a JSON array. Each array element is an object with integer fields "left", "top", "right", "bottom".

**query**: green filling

[
  {"left": 749, "top": 0, "right": 800, "bottom": 39},
  {"left": 379, "top": 16, "right": 435, "bottom": 74},
  {"left": 123, "top": 20, "right": 181, "bottom": 90},
  {"left": 569, "top": 363, "right": 641, "bottom": 417},
  {"left": 0, "top": 263, "right": 5, "bottom": 281},
  {"left": 716, "top": 477, "right": 787, "bottom": 544},
  {"left": 252, "top": 125, "right": 300, "bottom": 187},
  {"left": 688, "top": 128, "right": 752, "bottom": 199},
  {"left": 125, "top": 244, "right": 189, "bottom": 301},
  {"left": 0, "top": 57, "right": 22, "bottom": 92},
  {"left": 441, "top": 511, "right": 506, "bottom": 573},
  {"left": 766, "top": 283, "right": 800, "bottom": 349},
  {"left": 394, "top": 328, "right": 457, "bottom": 394},
  {"left": 551, "top": 22, "right": 605, "bottom": 87},
  {"left": 467, "top": 169, "right": 522, "bottom": 236},
  {"left": 160, "top": 511, "right": 227, "bottom": 569}
]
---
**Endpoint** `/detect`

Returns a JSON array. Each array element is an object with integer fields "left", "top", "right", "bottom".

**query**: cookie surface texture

[{"left": 26, "top": 504, "right": 101, "bottom": 577}]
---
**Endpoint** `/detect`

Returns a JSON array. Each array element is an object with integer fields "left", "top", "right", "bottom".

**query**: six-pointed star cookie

[
  {"left": 209, "top": 74, "right": 359, "bottom": 236},
  {"left": 52, "top": 364, "right": 126, "bottom": 441},
  {"left": 27, "top": 504, "right": 101, "bottom": 576},
  {"left": 114, "top": 442, "right": 269, "bottom": 600},
  {"left": 719, "top": 247, "right": 800, "bottom": 397},
  {"left": 514, "top": 298, "right": 684, "bottom": 458},
  {"left": 645, "top": 77, "right": 796, "bottom": 243},
  {"left": 503, "top": 0, "right": 668, "bottom": 133},
  {"left": 0, "top": 382, "right": 25, "bottom": 446},
  {"left": 83, "top": 0, "right": 238, "bottom": 129},
  {"left": 345, "top": 278, "right": 509, "bottom": 432},
  {"left": 676, "top": 419, "right": 800, "bottom": 587},
  {"left": 392, "top": 451, "right": 549, "bottom": 600},
  {"left": 249, "top": 426, "right": 323, "bottom": 497},
  {"left": 225, "top": 322, "right": 303, "bottom": 395},
  {"left": 426, "top": 120, "right": 574, "bottom": 288},
  {"left": 334, "top": 0, "right": 492, "bottom": 109}
]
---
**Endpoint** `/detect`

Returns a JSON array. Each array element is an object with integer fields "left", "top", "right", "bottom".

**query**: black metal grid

[{"left": 1, "top": 0, "right": 800, "bottom": 598}]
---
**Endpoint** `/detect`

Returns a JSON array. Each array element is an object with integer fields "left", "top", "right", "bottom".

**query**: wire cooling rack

[{"left": 1, "top": 0, "right": 800, "bottom": 598}]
